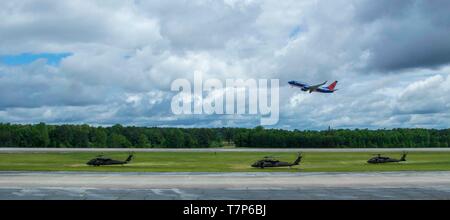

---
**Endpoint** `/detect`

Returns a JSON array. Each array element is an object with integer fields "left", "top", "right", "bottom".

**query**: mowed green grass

[{"left": 0, "top": 151, "right": 449, "bottom": 172}]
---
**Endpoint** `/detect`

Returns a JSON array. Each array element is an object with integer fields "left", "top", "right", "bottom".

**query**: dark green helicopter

[
  {"left": 367, "top": 153, "right": 407, "bottom": 164},
  {"left": 251, "top": 153, "right": 303, "bottom": 168},
  {"left": 87, "top": 153, "right": 134, "bottom": 166}
]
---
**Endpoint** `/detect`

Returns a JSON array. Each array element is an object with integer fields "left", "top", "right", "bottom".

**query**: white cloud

[{"left": 1, "top": 0, "right": 450, "bottom": 129}]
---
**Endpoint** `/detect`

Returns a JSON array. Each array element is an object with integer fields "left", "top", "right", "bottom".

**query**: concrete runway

[
  {"left": 1, "top": 171, "right": 450, "bottom": 200},
  {"left": 1, "top": 147, "right": 450, "bottom": 153}
]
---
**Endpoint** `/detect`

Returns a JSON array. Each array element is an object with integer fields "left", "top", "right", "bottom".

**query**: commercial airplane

[{"left": 288, "top": 80, "right": 338, "bottom": 93}]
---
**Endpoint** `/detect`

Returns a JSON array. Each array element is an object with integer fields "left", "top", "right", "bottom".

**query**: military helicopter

[
  {"left": 367, "top": 152, "right": 407, "bottom": 164},
  {"left": 86, "top": 153, "right": 134, "bottom": 166},
  {"left": 251, "top": 153, "right": 303, "bottom": 168}
]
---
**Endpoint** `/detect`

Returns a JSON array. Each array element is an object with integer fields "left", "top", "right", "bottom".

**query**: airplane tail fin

[
  {"left": 327, "top": 81, "right": 338, "bottom": 90},
  {"left": 292, "top": 152, "right": 303, "bottom": 165}
]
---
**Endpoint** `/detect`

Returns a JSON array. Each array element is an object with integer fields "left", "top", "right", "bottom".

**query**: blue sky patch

[
  {"left": 0, "top": 52, "right": 72, "bottom": 66},
  {"left": 289, "top": 25, "right": 304, "bottom": 38}
]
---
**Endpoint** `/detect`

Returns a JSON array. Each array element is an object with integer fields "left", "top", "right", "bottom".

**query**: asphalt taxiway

[{"left": 1, "top": 171, "right": 450, "bottom": 200}]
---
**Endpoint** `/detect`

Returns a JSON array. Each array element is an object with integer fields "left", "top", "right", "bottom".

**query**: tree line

[{"left": 1, "top": 123, "right": 450, "bottom": 148}]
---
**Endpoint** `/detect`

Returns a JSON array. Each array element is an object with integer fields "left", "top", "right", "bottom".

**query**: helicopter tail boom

[
  {"left": 292, "top": 153, "right": 303, "bottom": 165},
  {"left": 400, "top": 153, "right": 407, "bottom": 161},
  {"left": 125, "top": 154, "right": 134, "bottom": 163}
]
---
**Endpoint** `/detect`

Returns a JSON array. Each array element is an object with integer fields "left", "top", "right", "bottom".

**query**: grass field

[{"left": 0, "top": 151, "right": 450, "bottom": 172}]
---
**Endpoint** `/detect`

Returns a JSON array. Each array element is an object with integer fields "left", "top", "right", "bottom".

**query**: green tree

[
  {"left": 90, "top": 128, "right": 107, "bottom": 147},
  {"left": 107, "top": 133, "right": 132, "bottom": 148},
  {"left": 137, "top": 134, "right": 150, "bottom": 148},
  {"left": 31, "top": 123, "right": 50, "bottom": 147}
]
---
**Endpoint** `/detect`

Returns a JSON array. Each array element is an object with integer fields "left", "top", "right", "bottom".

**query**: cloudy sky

[{"left": 1, "top": 0, "right": 450, "bottom": 129}]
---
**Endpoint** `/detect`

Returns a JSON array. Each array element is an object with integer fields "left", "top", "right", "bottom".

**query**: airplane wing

[{"left": 308, "top": 81, "right": 327, "bottom": 92}]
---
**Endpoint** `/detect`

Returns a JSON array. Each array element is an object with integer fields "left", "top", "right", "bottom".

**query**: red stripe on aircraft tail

[{"left": 327, "top": 81, "right": 338, "bottom": 90}]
